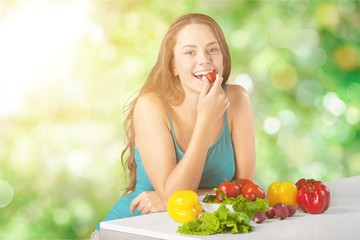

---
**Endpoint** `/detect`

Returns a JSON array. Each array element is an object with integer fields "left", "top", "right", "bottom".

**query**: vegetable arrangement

[{"left": 167, "top": 177, "right": 331, "bottom": 236}]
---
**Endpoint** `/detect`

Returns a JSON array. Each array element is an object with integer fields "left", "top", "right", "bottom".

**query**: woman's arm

[
  {"left": 133, "top": 77, "right": 229, "bottom": 201},
  {"left": 226, "top": 84, "right": 256, "bottom": 181}
]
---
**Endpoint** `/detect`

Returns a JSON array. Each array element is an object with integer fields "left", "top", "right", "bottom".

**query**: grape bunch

[{"left": 253, "top": 203, "right": 296, "bottom": 223}]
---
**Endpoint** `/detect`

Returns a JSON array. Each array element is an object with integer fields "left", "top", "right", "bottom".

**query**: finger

[
  {"left": 199, "top": 76, "right": 210, "bottom": 98},
  {"left": 129, "top": 193, "right": 143, "bottom": 214},
  {"left": 224, "top": 95, "right": 230, "bottom": 109},
  {"left": 141, "top": 204, "right": 150, "bottom": 215},
  {"left": 137, "top": 201, "right": 146, "bottom": 214}
]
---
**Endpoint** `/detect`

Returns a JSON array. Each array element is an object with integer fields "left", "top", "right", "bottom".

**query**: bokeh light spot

[
  {"left": 315, "top": 3, "right": 340, "bottom": 29},
  {"left": 234, "top": 74, "right": 254, "bottom": 93},
  {"left": 322, "top": 111, "right": 338, "bottom": 127},
  {"left": 347, "top": 153, "right": 360, "bottom": 176},
  {"left": 230, "top": 29, "right": 249, "bottom": 49},
  {"left": 296, "top": 80, "right": 323, "bottom": 108},
  {"left": 346, "top": 107, "right": 360, "bottom": 125},
  {"left": 53, "top": 208, "right": 70, "bottom": 225},
  {"left": 310, "top": 47, "right": 328, "bottom": 66},
  {"left": 0, "top": 179, "right": 14, "bottom": 208},
  {"left": 297, "top": 88, "right": 314, "bottom": 108},
  {"left": 68, "top": 151, "right": 94, "bottom": 178},
  {"left": 271, "top": 63, "right": 298, "bottom": 90},
  {"left": 333, "top": 45, "right": 359, "bottom": 71},
  {"left": 263, "top": 117, "right": 281, "bottom": 135},
  {"left": 279, "top": 109, "right": 297, "bottom": 127},
  {"left": 323, "top": 92, "right": 347, "bottom": 117}
]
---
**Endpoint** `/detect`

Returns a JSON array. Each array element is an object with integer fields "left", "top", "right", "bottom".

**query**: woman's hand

[
  {"left": 197, "top": 74, "right": 230, "bottom": 127},
  {"left": 130, "top": 191, "right": 167, "bottom": 215}
]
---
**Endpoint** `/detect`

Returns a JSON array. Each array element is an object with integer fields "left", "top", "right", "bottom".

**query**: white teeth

[{"left": 193, "top": 70, "right": 214, "bottom": 76}]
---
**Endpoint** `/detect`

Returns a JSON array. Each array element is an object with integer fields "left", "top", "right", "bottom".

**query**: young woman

[{"left": 91, "top": 13, "right": 255, "bottom": 238}]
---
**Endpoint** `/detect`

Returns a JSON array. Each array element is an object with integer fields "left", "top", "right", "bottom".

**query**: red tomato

[
  {"left": 206, "top": 71, "right": 216, "bottom": 83},
  {"left": 215, "top": 182, "right": 241, "bottom": 202},
  {"left": 241, "top": 182, "right": 266, "bottom": 200},
  {"left": 232, "top": 179, "right": 253, "bottom": 191},
  {"left": 244, "top": 193, "right": 256, "bottom": 202}
]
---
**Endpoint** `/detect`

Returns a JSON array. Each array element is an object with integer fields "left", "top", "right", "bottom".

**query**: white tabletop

[{"left": 100, "top": 175, "right": 360, "bottom": 240}]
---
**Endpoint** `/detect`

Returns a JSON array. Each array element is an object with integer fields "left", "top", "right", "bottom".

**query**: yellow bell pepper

[
  {"left": 167, "top": 190, "right": 202, "bottom": 223},
  {"left": 267, "top": 182, "right": 298, "bottom": 207}
]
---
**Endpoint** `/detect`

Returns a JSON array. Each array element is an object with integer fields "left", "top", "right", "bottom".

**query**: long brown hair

[{"left": 121, "top": 13, "right": 231, "bottom": 194}]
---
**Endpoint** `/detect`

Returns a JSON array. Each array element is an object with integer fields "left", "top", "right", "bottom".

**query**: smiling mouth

[{"left": 193, "top": 70, "right": 215, "bottom": 80}]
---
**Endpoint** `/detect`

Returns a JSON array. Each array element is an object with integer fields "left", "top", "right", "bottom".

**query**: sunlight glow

[{"left": 0, "top": 0, "right": 90, "bottom": 117}]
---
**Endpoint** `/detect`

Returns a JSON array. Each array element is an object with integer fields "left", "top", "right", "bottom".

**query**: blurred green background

[{"left": 0, "top": 0, "right": 359, "bottom": 239}]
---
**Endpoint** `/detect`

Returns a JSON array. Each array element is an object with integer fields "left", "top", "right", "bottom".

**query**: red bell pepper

[
  {"left": 296, "top": 183, "right": 330, "bottom": 214},
  {"left": 295, "top": 178, "right": 321, "bottom": 190}
]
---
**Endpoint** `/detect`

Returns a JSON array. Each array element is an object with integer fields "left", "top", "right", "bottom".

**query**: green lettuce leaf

[
  {"left": 177, "top": 203, "right": 254, "bottom": 236},
  {"left": 232, "top": 197, "right": 269, "bottom": 219}
]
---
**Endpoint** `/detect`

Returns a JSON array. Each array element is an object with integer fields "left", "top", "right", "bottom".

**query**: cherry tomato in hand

[
  {"left": 206, "top": 71, "right": 216, "bottom": 83},
  {"left": 241, "top": 182, "right": 266, "bottom": 200},
  {"left": 215, "top": 182, "right": 241, "bottom": 202}
]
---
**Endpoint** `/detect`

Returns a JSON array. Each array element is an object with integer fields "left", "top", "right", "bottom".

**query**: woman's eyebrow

[
  {"left": 207, "top": 41, "right": 219, "bottom": 46},
  {"left": 182, "top": 41, "right": 219, "bottom": 49},
  {"left": 182, "top": 44, "right": 196, "bottom": 49}
]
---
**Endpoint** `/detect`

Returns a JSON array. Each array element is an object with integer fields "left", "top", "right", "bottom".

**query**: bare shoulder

[
  {"left": 225, "top": 84, "right": 251, "bottom": 107},
  {"left": 225, "top": 84, "right": 254, "bottom": 126},
  {"left": 133, "top": 93, "right": 169, "bottom": 126},
  {"left": 135, "top": 93, "right": 163, "bottom": 111}
]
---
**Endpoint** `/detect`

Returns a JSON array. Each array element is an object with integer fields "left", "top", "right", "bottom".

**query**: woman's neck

[{"left": 172, "top": 91, "right": 199, "bottom": 127}]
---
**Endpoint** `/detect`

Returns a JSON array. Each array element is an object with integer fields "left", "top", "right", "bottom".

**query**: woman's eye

[
  {"left": 185, "top": 51, "right": 195, "bottom": 56},
  {"left": 209, "top": 48, "right": 219, "bottom": 54}
]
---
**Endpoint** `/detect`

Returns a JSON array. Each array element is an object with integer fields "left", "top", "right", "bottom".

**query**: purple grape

[
  {"left": 265, "top": 207, "right": 276, "bottom": 219},
  {"left": 275, "top": 206, "right": 289, "bottom": 220},
  {"left": 254, "top": 212, "right": 266, "bottom": 223},
  {"left": 273, "top": 203, "right": 286, "bottom": 209},
  {"left": 286, "top": 205, "right": 296, "bottom": 217}
]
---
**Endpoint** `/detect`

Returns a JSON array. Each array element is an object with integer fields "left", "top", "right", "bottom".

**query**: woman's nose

[{"left": 198, "top": 50, "right": 210, "bottom": 64}]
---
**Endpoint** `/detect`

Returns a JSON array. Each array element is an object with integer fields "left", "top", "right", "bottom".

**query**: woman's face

[{"left": 172, "top": 23, "right": 224, "bottom": 93}]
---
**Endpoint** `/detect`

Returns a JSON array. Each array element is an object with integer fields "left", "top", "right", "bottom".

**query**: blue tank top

[{"left": 133, "top": 102, "right": 235, "bottom": 193}]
